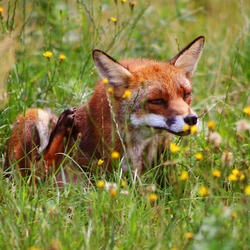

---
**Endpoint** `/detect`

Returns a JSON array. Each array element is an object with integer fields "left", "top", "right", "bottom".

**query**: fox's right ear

[
  {"left": 92, "top": 50, "right": 132, "bottom": 87},
  {"left": 169, "top": 36, "right": 205, "bottom": 78}
]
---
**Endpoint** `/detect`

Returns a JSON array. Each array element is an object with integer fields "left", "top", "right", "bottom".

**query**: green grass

[{"left": 0, "top": 0, "right": 250, "bottom": 249}]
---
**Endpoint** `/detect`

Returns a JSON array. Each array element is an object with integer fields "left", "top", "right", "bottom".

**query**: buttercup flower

[
  {"left": 195, "top": 152, "right": 203, "bottom": 161},
  {"left": 96, "top": 180, "right": 105, "bottom": 189},
  {"left": 179, "top": 170, "right": 188, "bottom": 181},
  {"left": 97, "top": 159, "right": 104, "bottom": 166},
  {"left": 243, "top": 106, "right": 250, "bottom": 115},
  {"left": 185, "top": 232, "right": 193, "bottom": 240},
  {"left": 0, "top": 7, "right": 3, "bottom": 15},
  {"left": 59, "top": 54, "right": 66, "bottom": 62},
  {"left": 183, "top": 124, "right": 190, "bottom": 132},
  {"left": 207, "top": 121, "right": 216, "bottom": 131},
  {"left": 190, "top": 125, "right": 198, "bottom": 134},
  {"left": 121, "top": 180, "right": 127, "bottom": 188},
  {"left": 232, "top": 169, "right": 240, "bottom": 176},
  {"left": 148, "top": 193, "right": 158, "bottom": 203},
  {"left": 244, "top": 185, "right": 250, "bottom": 196},
  {"left": 107, "top": 87, "right": 114, "bottom": 94},
  {"left": 228, "top": 174, "right": 237, "bottom": 182},
  {"left": 199, "top": 186, "right": 210, "bottom": 197},
  {"left": 43, "top": 51, "right": 53, "bottom": 59},
  {"left": 231, "top": 212, "right": 237, "bottom": 219},
  {"left": 122, "top": 89, "right": 132, "bottom": 99},
  {"left": 111, "top": 150, "right": 120, "bottom": 160},
  {"left": 103, "top": 78, "right": 109, "bottom": 85},
  {"left": 109, "top": 188, "right": 117, "bottom": 197},
  {"left": 212, "top": 169, "right": 221, "bottom": 178},
  {"left": 170, "top": 143, "right": 180, "bottom": 153},
  {"left": 110, "top": 17, "right": 117, "bottom": 23}
]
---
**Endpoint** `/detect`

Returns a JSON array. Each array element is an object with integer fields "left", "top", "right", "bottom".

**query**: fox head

[{"left": 92, "top": 36, "right": 205, "bottom": 137}]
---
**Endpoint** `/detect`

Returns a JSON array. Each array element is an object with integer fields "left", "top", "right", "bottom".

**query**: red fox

[{"left": 5, "top": 36, "right": 205, "bottom": 182}]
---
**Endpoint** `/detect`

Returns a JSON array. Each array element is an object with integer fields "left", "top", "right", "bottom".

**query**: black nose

[{"left": 184, "top": 114, "right": 198, "bottom": 126}]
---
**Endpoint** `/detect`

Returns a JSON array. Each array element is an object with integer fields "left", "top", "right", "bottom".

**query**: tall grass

[{"left": 0, "top": 0, "right": 250, "bottom": 249}]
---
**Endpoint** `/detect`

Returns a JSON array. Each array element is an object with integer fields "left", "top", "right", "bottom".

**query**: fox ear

[
  {"left": 92, "top": 50, "right": 132, "bottom": 87},
  {"left": 169, "top": 36, "right": 205, "bottom": 78}
]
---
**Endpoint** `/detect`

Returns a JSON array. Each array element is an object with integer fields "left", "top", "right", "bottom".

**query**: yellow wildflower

[
  {"left": 148, "top": 193, "right": 158, "bottom": 203},
  {"left": 109, "top": 188, "right": 117, "bottom": 197},
  {"left": 43, "top": 51, "right": 53, "bottom": 59},
  {"left": 190, "top": 125, "right": 198, "bottom": 134},
  {"left": 183, "top": 124, "right": 190, "bottom": 132},
  {"left": 179, "top": 170, "right": 188, "bottom": 181},
  {"left": 96, "top": 180, "right": 105, "bottom": 189},
  {"left": 185, "top": 232, "right": 193, "bottom": 240},
  {"left": 195, "top": 152, "right": 203, "bottom": 161},
  {"left": 110, "top": 17, "right": 117, "bottom": 23},
  {"left": 0, "top": 7, "right": 3, "bottom": 15},
  {"left": 121, "top": 0, "right": 126, "bottom": 3},
  {"left": 27, "top": 247, "right": 41, "bottom": 250},
  {"left": 212, "top": 169, "right": 221, "bottom": 178},
  {"left": 231, "top": 212, "right": 237, "bottom": 219},
  {"left": 244, "top": 185, "right": 250, "bottom": 196},
  {"left": 228, "top": 174, "right": 237, "bottom": 182},
  {"left": 103, "top": 78, "right": 109, "bottom": 85},
  {"left": 121, "top": 180, "right": 127, "bottom": 188},
  {"left": 243, "top": 106, "right": 250, "bottom": 115},
  {"left": 107, "top": 87, "right": 114, "bottom": 94},
  {"left": 199, "top": 186, "right": 210, "bottom": 197},
  {"left": 97, "top": 159, "right": 104, "bottom": 166},
  {"left": 170, "top": 142, "right": 180, "bottom": 153},
  {"left": 111, "top": 150, "right": 120, "bottom": 160},
  {"left": 232, "top": 169, "right": 240, "bottom": 176},
  {"left": 207, "top": 121, "right": 216, "bottom": 131},
  {"left": 59, "top": 54, "right": 66, "bottom": 61},
  {"left": 122, "top": 89, "right": 132, "bottom": 99},
  {"left": 239, "top": 173, "right": 245, "bottom": 181}
]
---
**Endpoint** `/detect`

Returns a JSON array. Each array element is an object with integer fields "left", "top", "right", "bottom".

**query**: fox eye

[
  {"left": 148, "top": 99, "right": 166, "bottom": 105},
  {"left": 184, "top": 92, "right": 191, "bottom": 100}
]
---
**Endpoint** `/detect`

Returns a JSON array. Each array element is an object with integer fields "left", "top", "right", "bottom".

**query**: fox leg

[{"left": 43, "top": 107, "right": 75, "bottom": 175}]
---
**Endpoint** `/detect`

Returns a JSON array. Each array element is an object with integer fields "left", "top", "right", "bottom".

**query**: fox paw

[{"left": 56, "top": 107, "right": 76, "bottom": 129}]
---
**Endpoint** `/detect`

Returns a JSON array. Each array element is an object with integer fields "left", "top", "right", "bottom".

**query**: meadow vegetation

[{"left": 0, "top": 0, "right": 249, "bottom": 249}]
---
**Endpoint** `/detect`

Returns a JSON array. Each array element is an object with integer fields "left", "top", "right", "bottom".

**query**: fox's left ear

[
  {"left": 92, "top": 49, "right": 132, "bottom": 87},
  {"left": 169, "top": 36, "right": 205, "bottom": 78}
]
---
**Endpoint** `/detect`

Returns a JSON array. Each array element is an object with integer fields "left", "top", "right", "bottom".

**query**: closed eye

[
  {"left": 148, "top": 99, "right": 166, "bottom": 105},
  {"left": 184, "top": 92, "right": 191, "bottom": 100}
]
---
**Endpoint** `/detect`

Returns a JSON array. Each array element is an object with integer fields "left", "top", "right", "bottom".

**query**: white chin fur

[{"left": 130, "top": 114, "right": 186, "bottom": 134}]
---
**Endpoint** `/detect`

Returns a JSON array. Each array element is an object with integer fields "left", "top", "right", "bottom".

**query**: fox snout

[
  {"left": 164, "top": 113, "right": 198, "bottom": 136},
  {"left": 184, "top": 114, "right": 198, "bottom": 126}
]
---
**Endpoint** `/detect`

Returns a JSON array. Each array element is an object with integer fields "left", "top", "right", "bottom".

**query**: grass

[{"left": 0, "top": 0, "right": 250, "bottom": 249}]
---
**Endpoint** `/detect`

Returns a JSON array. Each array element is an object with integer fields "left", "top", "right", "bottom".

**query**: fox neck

[{"left": 84, "top": 83, "right": 156, "bottom": 169}]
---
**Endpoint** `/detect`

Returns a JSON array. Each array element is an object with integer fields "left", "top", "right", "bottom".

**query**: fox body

[{"left": 5, "top": 36, "right": 205, "bottom": 180}]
